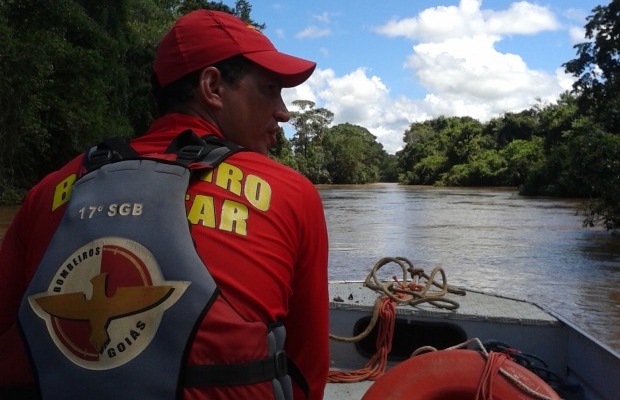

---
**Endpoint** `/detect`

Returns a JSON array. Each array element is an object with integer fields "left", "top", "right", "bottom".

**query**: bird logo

[
  {"left": 28, "top": 237, "right": 189, "bottom": 370},
  {"left": 34, "top": 272, "right": 174, "bottom": 354}
]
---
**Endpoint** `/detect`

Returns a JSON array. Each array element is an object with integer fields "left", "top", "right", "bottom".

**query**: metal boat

[{"left": 324, "top": 259, "right": 620, "bottom": 400}]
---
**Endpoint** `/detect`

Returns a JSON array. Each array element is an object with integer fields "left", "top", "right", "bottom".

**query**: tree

[
  {"left": 289, "top": 101, "right": 333, "bottom": 156},
  {"left": 398, "top": 116, "right": 496, "bottom": 186},
  {"left": 567, "top": 117, "right": 620, "bottom": 231},
  {"left": 323, "top": 123, "right": 385, "bottom": 184},
  {"left": 269, "top": 128, "right": 297, "bottom": 169},
  {"left": 499, "top": 138, "right": 544, "bottom": 187},
  {"left": 563, "top": 0, "right": 620, "bottom": 232},
  {"left": 485, "top": 109, "right": 539, "bottom": 148},
  {"left": 442, "top": 116, "right": 488, "bottom": 166},
  {"left": 289, "top": 100, "right": 334, "bottom": 183},
  {"left": 0, "top": 0, "right": 133, "bottom": 192},
  {"left": 564, "top": 0, "right": 620, "bottom": 133},
  {"left": 535, "top": 93, "right": 577, "bottom": 150},
  {"left": 398, "top": 118, "right": 448, "bottom": 184}
]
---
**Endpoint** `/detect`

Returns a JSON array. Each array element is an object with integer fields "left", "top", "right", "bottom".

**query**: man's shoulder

[{"left": 231, "top": 152, "right": 311, "bottom": 181}]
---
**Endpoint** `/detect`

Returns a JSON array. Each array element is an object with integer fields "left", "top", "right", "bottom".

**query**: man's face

[{"left": 218, "top": 65, "right": 290, "bottom": 155}]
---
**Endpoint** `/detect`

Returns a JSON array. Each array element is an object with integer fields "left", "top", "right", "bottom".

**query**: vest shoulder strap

[{"left": 83, "top": 130, "right": 245, "bottom": 173}]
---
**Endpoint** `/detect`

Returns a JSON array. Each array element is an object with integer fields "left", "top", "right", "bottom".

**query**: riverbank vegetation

[{"left": 0, "top": 0, "right": 618, "bottom": 231}]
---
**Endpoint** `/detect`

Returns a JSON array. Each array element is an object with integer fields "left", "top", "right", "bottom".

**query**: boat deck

[
  {"left": 326, "top": 281, "right": 620, "bottom": 400},
  {"left": 329, "top": 280, "right": 559, "bottom": 326},
  {"left": 326, "top": 281, "right": 562, "bottom": 400}
]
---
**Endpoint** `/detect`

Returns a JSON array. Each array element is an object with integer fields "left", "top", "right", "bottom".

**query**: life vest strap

[
  {"left": 84, "top": 137, "right": 138, "bottom": 172},
  {"left": 183, "top": 352, "right": 309, "bottom": 398},
  {"left": 164, "top": 129, "right": 245, "bottom": 167},
  {"left": 0, "top": 385, "right": 41, "bottom": 400},
  {"left": 184, "top": 350, "right": 288, "bottom": 387}
]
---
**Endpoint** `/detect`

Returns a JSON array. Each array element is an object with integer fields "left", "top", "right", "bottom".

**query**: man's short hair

[{"left": 152, "top": 55, "right": 253, "bottom": 116}]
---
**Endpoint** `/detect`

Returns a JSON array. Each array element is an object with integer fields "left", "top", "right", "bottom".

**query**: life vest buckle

[
  {"left": 86, "top": 147, "right": 114, "bottom": 170},
  {"left": 274, "top": 350, "right": 288, "bottom": 378},
  {"left": 177, "top": 145, "right": 206, "bottom": 162}
]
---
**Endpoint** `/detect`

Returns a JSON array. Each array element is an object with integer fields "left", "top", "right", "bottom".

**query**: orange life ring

[{"left": 362, "top": 349, "right": 561, "bottom": 400}]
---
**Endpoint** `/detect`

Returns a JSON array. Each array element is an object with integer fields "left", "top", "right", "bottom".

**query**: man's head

[
  {"left": 152, "top": 10, "right": 316, "bottom": 155},
  {"left": 153, "top": 10, "right": 316, "bottom": 90}
]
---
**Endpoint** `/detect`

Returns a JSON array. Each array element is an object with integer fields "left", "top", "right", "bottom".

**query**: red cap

[{"left": 154, "top": 10, "right": 316, "bottom": 88}]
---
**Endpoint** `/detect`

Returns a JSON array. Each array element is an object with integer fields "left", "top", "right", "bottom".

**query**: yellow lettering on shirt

[
  {"left": 52, "top": 174, "right": 77, "bottom": 211},
  {"left": 219, "top": 200, "right": 248, "bottom": 235},
  {"left": 215, "top": 162, "right": 243, "bottom": 195},
  {"left": 187, "top": 195, "right": 216, "bottom": 228},
  {"left": 198, "top": 170, "right": 214, "bottom": 183},
  {"left": 245, "top": 175, "right": 270, "bottom": 212},
  {"left": 188, "top": 162, "right": 273, "bottom": 237}
]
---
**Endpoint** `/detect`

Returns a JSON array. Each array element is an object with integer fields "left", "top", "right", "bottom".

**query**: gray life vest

[{"left": 17, "top": 131, "right": 306, "bottom": 399}]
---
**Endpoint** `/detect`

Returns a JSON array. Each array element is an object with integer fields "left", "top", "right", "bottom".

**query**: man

[{"left": 0, "top": 10, "right": 329, "bottom": 400}]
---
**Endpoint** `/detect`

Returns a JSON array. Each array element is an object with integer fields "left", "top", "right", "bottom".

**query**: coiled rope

[
  {"left": 364, "top": 256, "right": 465, "bottom": 308},
  {"left": 328, "top": 256, "right": 465, "bottom": 383}
]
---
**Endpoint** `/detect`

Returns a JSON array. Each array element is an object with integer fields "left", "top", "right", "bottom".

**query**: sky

[{"left": 248, "top": 0, "right": 605, "bottom": 154}]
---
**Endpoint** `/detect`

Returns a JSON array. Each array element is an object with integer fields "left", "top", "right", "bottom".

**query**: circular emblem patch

[{"left": 28, "top": 237, "right": 189, "bottom": 370}]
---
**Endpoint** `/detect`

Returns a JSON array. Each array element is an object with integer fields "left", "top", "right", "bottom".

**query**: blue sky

[{"left": 247, "top": 0, "right": 604, "bottom": 153}]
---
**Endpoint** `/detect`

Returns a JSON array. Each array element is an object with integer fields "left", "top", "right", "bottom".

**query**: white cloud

[
  {"left": 296, "top": 25, "right": 331, "bottom": 39},
  {"left": 312, "top": 12, "right": 332, "bottom": 24},
  {"left": 555, "top": 68, "right": 575, "bottom": 91},
  {"left": 485, "top": 1, "right": 560, "bottom": 35},
  {"left": 285, "top": 1, "right": 580, "bottom": 154},
  {"left": 568, "top": 25, "right": 587, "bottom": 44},
  {"left": 375, "top": 0, "right": 558, "bottom": 40},
  {"left": 406, "top": 34, "right": 568, "bottom": 115},
  {"left": 284, "top": 68, "right": 427, "bottom": 154},
  {"left": 274, "top": 28, "right": 285, "bottom": 39}
]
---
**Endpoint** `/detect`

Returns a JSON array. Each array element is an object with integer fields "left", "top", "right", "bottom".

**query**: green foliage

[
  {"left": 562, "top": 0, "right": 620, "bottom": 231},
  {"left": 1, "top": 0, "right": 133, "bottom": 191},
  {"left": 0, "top": 0, "right": 262, "bottom": 201},
  {"left": 400, "top": 154, "right": 449, "bottom": 185},
  {"left": 285, "top": 104, "right": 394, "bottom": 184},
  {"left": 565, "top": 118, "right": 620, "bottom": 230},
  {"left": 536, "top": 93, "right": 577, "bottom": 149},
  {"left": 379, "top": 154, "right": 399, "bottom": 183},
  {"left": 288, "top": 100, "right": 333, "bottom": 182},
  {"left": 439, "top": 149, "right": 506, "bottom": 186},
  {"left": 564, "top": 0, "right": 620, "bottom": 133},
  {"left": 499, "top": 137, "right": 544, "bottom": 186},
  {"left": 289, "top": 101, "right": 333, "bottom": 155},
  {"left": 269, "top": 128, "right": 298, "bottom": 169},
  {"left": 485, "top": 109, "right": 539, "bottom": 147},
  {"left": 323, "top": 123, "right": 383, "bottom": 184},
  {"left": 398, "top": 116, "right": 495, "bottom": 185}
]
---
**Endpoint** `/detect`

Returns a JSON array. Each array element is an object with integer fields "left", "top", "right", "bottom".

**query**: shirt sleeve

[
  {"left": 0, "top": 201, "right": 35, "bottom": 386},
  {"left": 283, "top": 182, "right": 329, "bottom": 400},
  {"left": 0, "top": 163, "right": 76, "bottom": 387}
]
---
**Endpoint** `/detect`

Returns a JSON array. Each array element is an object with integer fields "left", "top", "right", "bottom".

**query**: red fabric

[
  {"left": 154, "top": 10, "right": 316, "bottom": 88},
  {"left": 0, "top": 113, "right": 330, "bottom": 399}
]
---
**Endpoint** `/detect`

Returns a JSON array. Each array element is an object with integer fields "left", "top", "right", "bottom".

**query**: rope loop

[
  {"left": 328, "top": 256, "right": 466, "bottom": 383},
  {"left": 330, "top": 257, "right": 464, "bottom": 344},
  {"left": 364, "top": 256, "right": 464, "bottom": 310}
]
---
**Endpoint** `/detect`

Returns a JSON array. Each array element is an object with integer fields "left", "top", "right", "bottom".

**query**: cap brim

[{"left": 244, "top": 51, "right": 316, "bottom": 87}]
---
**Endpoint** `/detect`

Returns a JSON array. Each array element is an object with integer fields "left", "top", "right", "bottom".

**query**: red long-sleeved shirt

[{"left": 0, "top": 114, "right": 330, "bottom": 399}]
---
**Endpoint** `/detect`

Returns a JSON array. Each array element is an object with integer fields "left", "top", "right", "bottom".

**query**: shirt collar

[{"left": 145, "top": 113, "right": 224, "bottom": 139}]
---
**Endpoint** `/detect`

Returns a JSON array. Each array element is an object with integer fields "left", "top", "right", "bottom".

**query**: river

[
  {"left": 318, "top": 183, "right": 620, "bottom": 354},
  {"left": 1, "top": 184, "right": 619, "bottom": 353}
]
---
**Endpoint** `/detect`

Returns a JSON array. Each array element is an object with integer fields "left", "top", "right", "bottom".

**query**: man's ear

[{"left": 198, "top": 66, "right": 224, "bottom": 108}]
